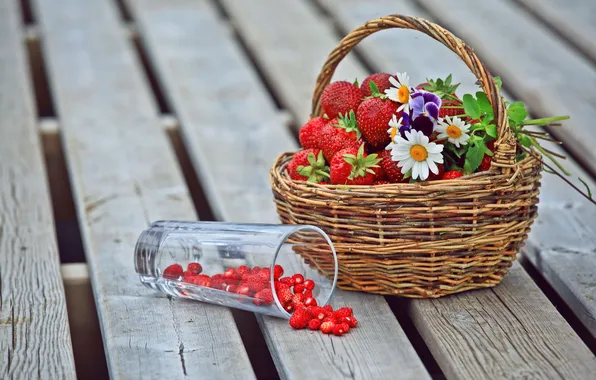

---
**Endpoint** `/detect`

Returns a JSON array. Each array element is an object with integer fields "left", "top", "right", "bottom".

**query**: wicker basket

[{"left": 270, "top": 15, "right": 542, "bottom": 298}]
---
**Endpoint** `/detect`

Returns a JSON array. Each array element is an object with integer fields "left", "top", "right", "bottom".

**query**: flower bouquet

[{"left": 270, "top": 15, "right": 588, "bottom": 298}]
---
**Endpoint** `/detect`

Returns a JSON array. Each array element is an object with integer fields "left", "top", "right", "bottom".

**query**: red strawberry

[
  {"left": 374, "top": 180, "right": 390, "bottom": 185},
  {"left": 320, "top": 321, "right": 335, "bottom": 334},
  {"left": 343, "top": 316, "right": 358, "bottom": 328},
  {"left": 321, "top": 111, "right": 363, "bottom": 162},
  {"left": 442, "top": 170, "right": 464, "bottom": 180},
  {"left": 163, "top": 264, "right": 183, "bottom": 279},
  {"left": 304, "top": 297, "right": 318, "bottom": 307},
  {"left": 257, "top": 268, "right": 271, "bottom": 281},
  {"left": 273, "top": 265, "right": 284, "bottom": 280},
  {"left": 378, "top": 149, "right": 406, "bottom": 183},
  {"left": 292, "top": 293, "right": 305, "bottom": 307},
  {"left": 211, "top": 274, "right": 227, "bottom": 290},
  {"left": 251, "top": 266, "right": 262, "bottom": 274},
  {"left": 427, "top": 163, "right": 445, "bottom": 181},
  {"left": 225, "top": 284, "right": 238, "bottom": 293},
  {"left": 187, "top": 263, "right": 202, "bottom": 275},
  {"left": 308, "top": 319, "right": 322, "bottom": 330},
  {"left": 279, "top": 277, "right": 295, "bottom": 286},
  {"left": 286, "top": 149, "right": 330, "bottom": 183},
  {"left": 330, "top": 145, "right": 381, "bottom": 185},
  {"left": 333, "top": 323, "right": 350, "bottom": 336},
  {"left": 322, "top": 316, "right": 338, "bottom": 324},
  {"left": 246, "top": 275, "right": 268, "bottom": 292},
  {"left": 293, "top": 283, "right": 305, "bottom": 294},
  {"left": 304, "top": 289, "right": 313, "bottom": 298},
  {"left": 361, "top": 73, "right": 396, "bottom": 97},
  {"left": 323, "top": 305, "right": 333, "bottom": 313},
  {"left": 303, "top": 279, "right": 315, "bottom": 290},
  {"left": 356, "top": 97, "right": 400, "bottom": 148},
  {"left": 236, "top": 284, "right": 252, "bottom": 297},
  {"left": 237, "top": 265, "right": 250, "bottom": 277},
  {"left": 333, "top": 307, "right": 353, "bottom": 319},
  {"left": 487, "top": 140, "right": 495, "bottom": 152},
  {"left": 438, "top": 98, "right": 463, "bottom": 119},
  {"left": 284, "top": 302, "right": 294, "bottom": 313},
  {"left": 299, "top": 117, "right": 328, "bottom": 149},
  {"left": 309, "top": 306, "right": 327, "bottom": 321},
  {"left": 479, "top": 155, "right": 492, "bottom": 172},
  {"left": 253, "top": 288, "right": 274, "bottom": 306},
  {"left": 320, "top": 81, "right": 364, "bottom": 119},
  {"left": 223, "top": 268, "right": 239, "bottom": 282},
  {"left": 289, "top": 311, "right": 310, "bottom": 329},
  {"left": 291, "top": 274, "right": 304, "bottom": 285},
  {"left": 192, "top": 274, "right": 212, "bottom": 288}
]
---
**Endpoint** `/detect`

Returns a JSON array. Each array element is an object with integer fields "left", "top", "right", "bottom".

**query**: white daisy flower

[
  {"left": 436, "top": 116, "right": 471, "bottom": 147},
  {"left": 386, "top": 114, "right": 403, "bottom": 144},
  {"left": 390, "top": 130, "right": 444, "bottom": 181},
  {"left": 385, "top": 72, "right": 413, "bottom": 113}
]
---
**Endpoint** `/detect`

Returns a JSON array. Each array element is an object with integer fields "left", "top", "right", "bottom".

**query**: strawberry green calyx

[
  {"left": 342, "top": 144, "right": 381, "bottom": 180},
  {"left": 421, "top": 74, "right": 460, "bottom": 99},
  {"left": 334, "top": 110, "right": 362, "bottom": 139},
  {"left": 368, "top": 81, "right": 388, "bottom": 99},
  {"left": 297, "top": 151, "right": 330, "bottom": 183}
]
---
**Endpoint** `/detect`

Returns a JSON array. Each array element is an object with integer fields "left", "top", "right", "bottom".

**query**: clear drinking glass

[{"left": 134, "top": 221, "right": 338, "bottom": 318}]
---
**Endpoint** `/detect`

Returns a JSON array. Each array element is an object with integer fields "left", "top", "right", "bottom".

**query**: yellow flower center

[
  {"left": 390, "top": 127, "right": 398, "bottom": 141},
  {"left": 398, "top": 85, "right": 410, "bottom": 104},
  {"left": 446, "top": 125, "right": 462, "bottom": 139},
  {"left": 410, "top": 145, "right": 428, "bottom": 162}
]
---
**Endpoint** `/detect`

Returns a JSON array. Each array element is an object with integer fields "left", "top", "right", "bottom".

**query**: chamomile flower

[
  {"left": 436, "top": 116, "right": 471, "bottom": 147},
  {"left": 387, "top": 114, "right": 402, "bottom": 144},
  {"left": 389, "top": 130, "right": 444, "bottom": 181},
  {"left": 385, "top": 72, "right": 414, "bottom": 114}
]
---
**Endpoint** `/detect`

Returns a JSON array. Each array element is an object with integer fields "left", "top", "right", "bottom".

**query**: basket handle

[{"left": 311, "top": 15, "right": 516, "bottom": 169}]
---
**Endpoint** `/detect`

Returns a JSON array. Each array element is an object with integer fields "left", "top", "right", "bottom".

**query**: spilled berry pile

[{"left": 162, "top": 263, "right": 358, "bottom": 336}]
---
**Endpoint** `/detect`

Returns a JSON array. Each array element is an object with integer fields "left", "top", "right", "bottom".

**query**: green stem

[
  {"left": 530, "top": 137, "right": 571, "bottom": 176},
  {"left": 522, "top": 115, "right": 570, "bottom": 125},
  {"left": 441, "top": 106, "right": 464, "bottom": 109},
  {"left": 443, "top": 93, "right": 460, "bottom": 102}
]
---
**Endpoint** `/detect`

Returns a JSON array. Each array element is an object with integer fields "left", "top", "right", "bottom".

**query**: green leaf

[
  {"left": 353, "top": 78, "right": 359, "bottom": 87},
  {"left": 494, "top": 76, "right": 502, "bottom": 89},
  {"left": 486, "top": 124, "right": 497, "bottom": 138},
  {"left": 403, "top": 169, "right": 412, "bottom": 179},
  {"left": 508, "top": 101, "right": 528, "bottom": 123},
  {"left": 475, "top": 91, "right": 493, "bottom": 116},
  {"left": 578, "top": 178, "right": 593, "bottom": 199},
  {"left": 463, "top": 159, "right": 473, "bottom": 175},
  {"left": 519, "top": 134, "right": 532, "bottom": 147},
  {"left": 445, "top": 74, "right": 452, "bottom": 86},
  {"left": 466, "top": 139, "right": 486, "bottom": 172},
  {"left": 369, "top": 81, "right": 380, "bottom": 96},
  {"left": 462, "top": 94, "right": 481, "bottom": 119}
]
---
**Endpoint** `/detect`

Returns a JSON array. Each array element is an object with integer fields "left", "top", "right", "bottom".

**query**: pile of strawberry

[
  {"left": 288, "top": 72, "right": 500, "bottom": 184},
  {"left": 162, "top": 263, "right": 357, "bottom": 336}
]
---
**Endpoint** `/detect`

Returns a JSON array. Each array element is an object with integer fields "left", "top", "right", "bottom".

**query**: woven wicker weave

[{"left": 270, "top": 15, "right": 542, "bottom": 298}]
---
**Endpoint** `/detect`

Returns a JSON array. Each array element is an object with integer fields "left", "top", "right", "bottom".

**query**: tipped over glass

[{"left": 134, "top": 221, "right": 338, "bottom": 318}]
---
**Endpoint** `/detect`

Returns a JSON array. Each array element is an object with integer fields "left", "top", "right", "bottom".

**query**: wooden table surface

[{"left": 1, "top": 0, "right": 595, "bottom": 379}]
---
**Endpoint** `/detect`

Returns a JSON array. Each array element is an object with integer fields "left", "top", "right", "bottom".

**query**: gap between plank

[
  {"left": 61, "top": 263, "right": 110, "bottom": 380},
  {"left": 210, "top": 0, "right": 289, "bottom": 111},
  {"left": 165, "top": 125, "right": 280, "bottom": 380},
  {"left": 26, "top": 29, "right": 86, "bottom": 264},
  {"left": 518, "top": 254, "right": 596, "bottom": 355}
]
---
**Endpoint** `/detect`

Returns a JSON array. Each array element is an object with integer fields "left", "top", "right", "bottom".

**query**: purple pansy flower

[{"left": 409, "top": 90, "right": 441, "bottom": 137}]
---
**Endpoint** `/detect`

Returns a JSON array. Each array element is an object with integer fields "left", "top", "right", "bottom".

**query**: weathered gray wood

[
  {"left": 320, "top": 0, "right": 596, "bottom": 376},
  {"left": 218, "top": 0, "right": 368, "bottom": 126},
  {"left": 417, "top": 0, "right": 596, "bottom": 178},
  {"left": 515, "top": 0, "right": 596, "bottom": 63},
  {"left": 30, "top": 0, "right": 256, "bottom": 378},
  {"left": 124, "top": 0, "right": 431, "bottom": 378},
  {"left": 410, "top": 262, "right": 596, "bottom": 379},
  {"left": 0, "top": 1, "right": 77, "bottom": 378}
]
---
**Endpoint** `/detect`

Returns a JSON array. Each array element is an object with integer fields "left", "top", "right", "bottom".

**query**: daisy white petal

[
  {"left": 427, "top": 159, "right": 438, "bottom": 175},
  {"left": 436, "top": 116, "right": 471, "bottom": 148},
  {"left": 419, "top": 161, "right": 429, "bottom": 181}
]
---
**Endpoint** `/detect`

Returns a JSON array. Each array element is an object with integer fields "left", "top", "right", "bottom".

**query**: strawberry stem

[{"left": 522, "top": 115, "right": 570, "bottom": 126}]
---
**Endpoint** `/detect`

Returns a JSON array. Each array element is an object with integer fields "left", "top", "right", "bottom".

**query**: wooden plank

[
  {"left": 416, "top": 0, "right": 596, "bottom": 178},
  {"left": 30, "top": 0, "right": 256, "bottom": 378},
  {"left": 515, "top": 0, "right": 596, "bottom": 63},
  {"left": 124, "top": 0, "right": 431, "bottom": 378},
  {"left": 320, "top": 0, "right": 596, "bottom": 377},
  {"left": 0, "top": 1, "right": 76, "bottom": 378},
  {"left": 218, "top": 0, "right": 368, "bottom": 126}
]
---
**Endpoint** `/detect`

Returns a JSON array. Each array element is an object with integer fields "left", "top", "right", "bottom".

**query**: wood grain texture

[
  {"left": 123, "top": 0, "right": 431, "bottom": 378},
  {"left": 417, "top": 0, "right": 596, "bottom": 178},
  {"left": 0, "top": 1, "right": 77, "bottom": 378},
  {"left": 218, "top": 0, "right": 368, "bottom": 126},
  {"left": 30, "top": 0, "right": 256, "bottom": 378},
  {"left": 319, "top": 0, "right": 596, "bottom": 376},
  {"left": 514, "top": 0, "right": 596, "bottom": 63}
]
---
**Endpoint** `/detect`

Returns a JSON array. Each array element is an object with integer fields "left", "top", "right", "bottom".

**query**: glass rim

[{"left": 270, "top": 224, "right": 338, "bottom": 319}]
